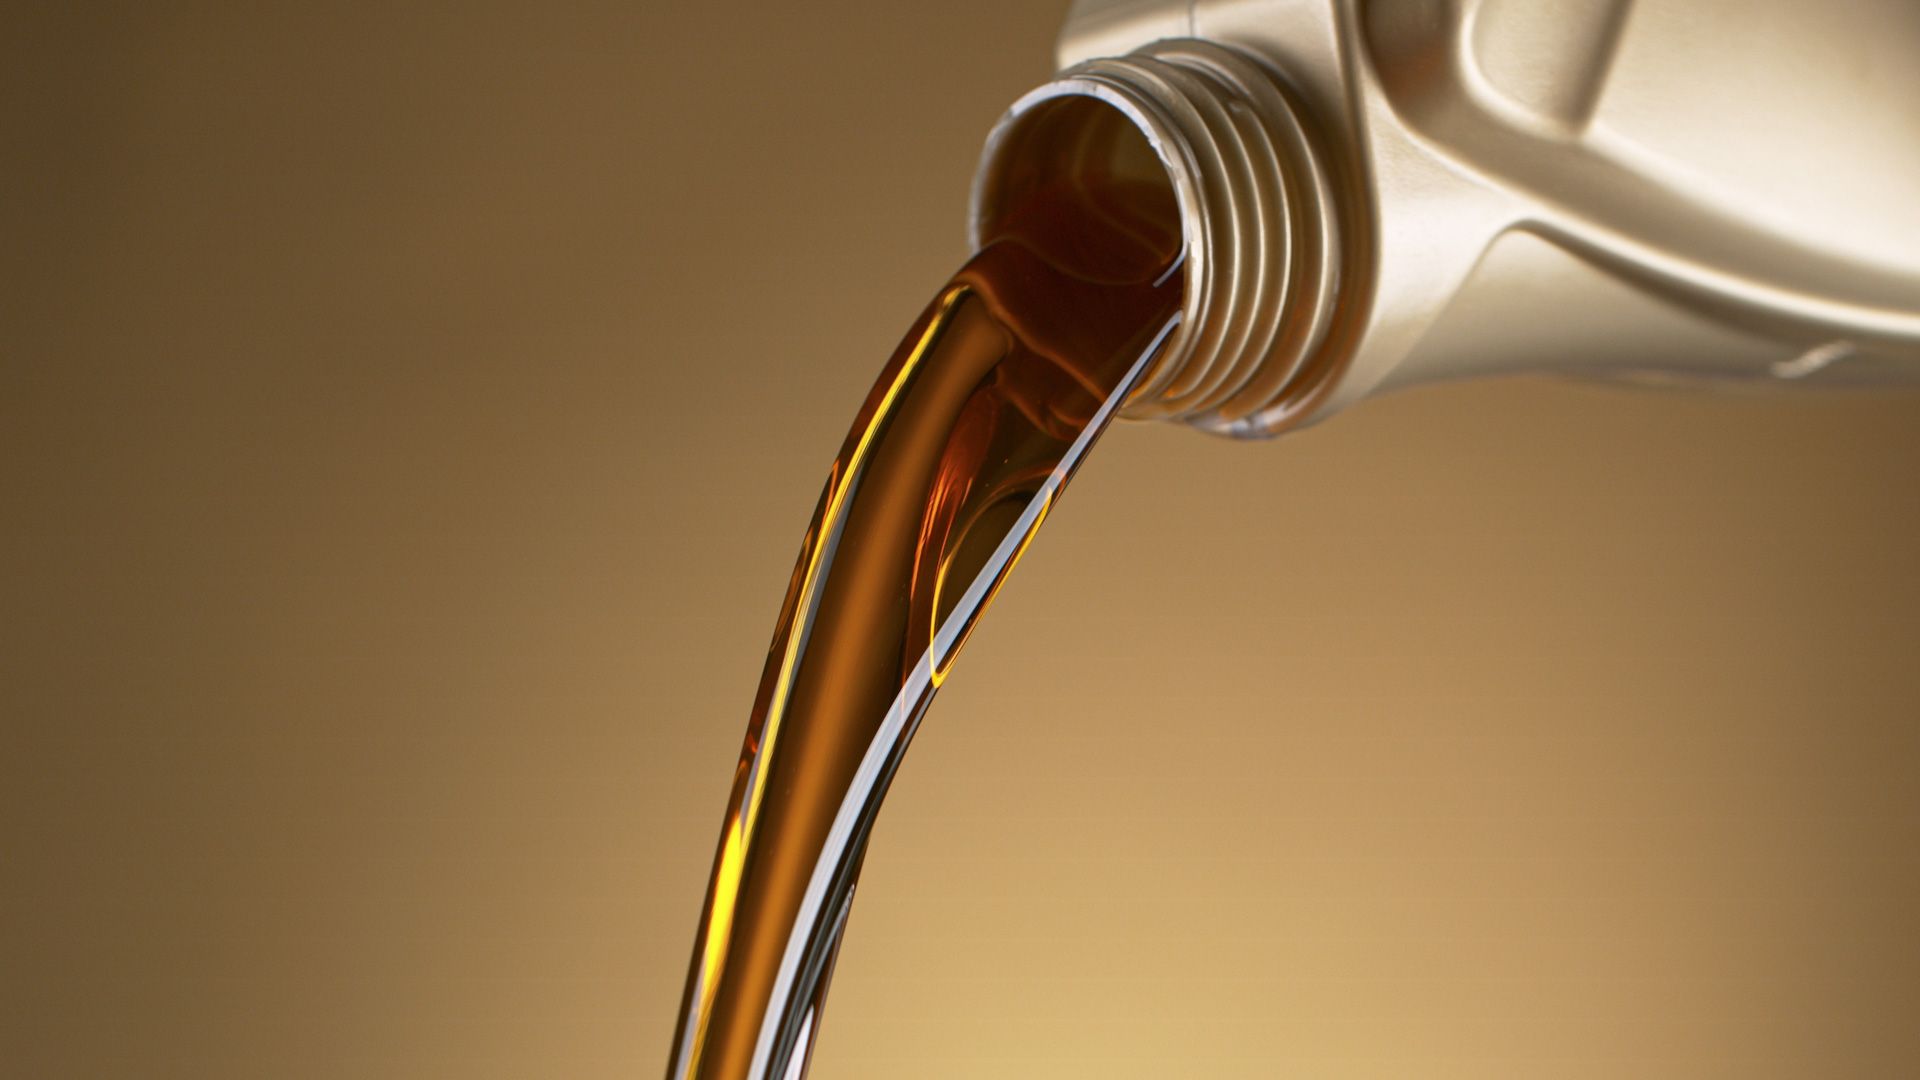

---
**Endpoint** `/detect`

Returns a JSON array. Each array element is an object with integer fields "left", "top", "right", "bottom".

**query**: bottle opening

[
  {"left": 970, "top": 94, "right": 1185, "bottom": 285},
  {"left": 971, "top": 87, "right": 1201, "bottom": 413},
  {"left": 970, "top": 41, "right": 1356, "bottom": 437}
]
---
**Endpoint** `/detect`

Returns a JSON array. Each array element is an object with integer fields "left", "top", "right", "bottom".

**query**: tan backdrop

[{"left": 5, "top": 3, "right": 1919, "bottom": 1078}]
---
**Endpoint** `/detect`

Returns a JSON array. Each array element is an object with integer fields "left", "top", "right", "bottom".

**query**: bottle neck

[{"left": 970, "top": 39, "right": 1363, "bottom": 437}]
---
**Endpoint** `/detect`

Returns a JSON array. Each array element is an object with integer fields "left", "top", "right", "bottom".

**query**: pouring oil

[{"left": 663, "top": 125, "right": 1183, "bottom": 1080}]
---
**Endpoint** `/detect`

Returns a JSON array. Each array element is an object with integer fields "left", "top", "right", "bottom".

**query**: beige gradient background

[{"left": 6, "top": 3, "right": 1920, "bottom": 1078}]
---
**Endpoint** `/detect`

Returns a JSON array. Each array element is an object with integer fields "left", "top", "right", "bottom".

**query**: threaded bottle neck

[{"left": 970, "top": 39, "right": 1353, "bottom": 437}]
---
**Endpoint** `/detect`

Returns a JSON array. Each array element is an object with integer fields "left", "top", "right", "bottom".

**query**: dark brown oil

[{"left": 664, "top": 131, "right": 1183, "bottom": 1080}]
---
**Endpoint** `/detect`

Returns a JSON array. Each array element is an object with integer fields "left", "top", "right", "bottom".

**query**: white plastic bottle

[{"left": 970, "top": 0, "right": 1920, "bottom": 436}]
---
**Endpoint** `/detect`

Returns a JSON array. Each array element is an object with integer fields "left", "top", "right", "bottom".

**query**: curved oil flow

[
  {"left": 665, "top": 160, "right": 1185, "bottom": 1080},
  {"left": 758, "top": 316, "right": 1170, "bottom": 1080}
]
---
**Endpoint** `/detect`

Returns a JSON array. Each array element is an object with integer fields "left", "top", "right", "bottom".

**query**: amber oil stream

[{"left": 665, "top": 112, "right": 1184, "bottom": 1080}]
